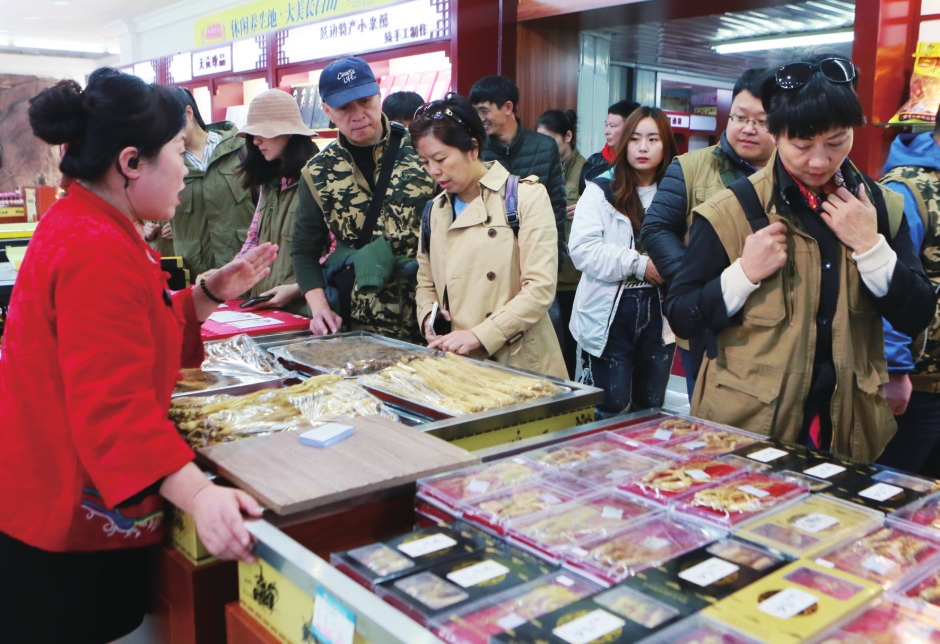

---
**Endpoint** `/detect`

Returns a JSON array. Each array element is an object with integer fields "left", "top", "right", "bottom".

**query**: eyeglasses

[
  {"left": 728, "top": 114, "right": 768, "bottom": 132},
  {"left": 775, "top": 58, "right": 856, "bottom": 90}
]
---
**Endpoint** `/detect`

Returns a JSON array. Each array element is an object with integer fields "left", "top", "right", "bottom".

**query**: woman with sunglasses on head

[
  {"left": 0, "top": 68, "right": 277, "bottom": 642},
  {"left": 569, "top": 106, "right": 678, "bottom": 417},
  {"left": 411, "top": 93, "right": 566, "bottom": 378},
  {"left": 234, "top": 89, "right": 319, "bottom": 314},
  {"left": 665, "top": 54, "right": 935, "bottom": 462}
]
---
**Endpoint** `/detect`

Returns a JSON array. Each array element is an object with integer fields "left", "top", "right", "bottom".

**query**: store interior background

[{"left": 5, "top": 0, "right": 931, "bottom": 196}]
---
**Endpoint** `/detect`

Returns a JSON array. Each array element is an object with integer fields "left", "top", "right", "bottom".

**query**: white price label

[
  {"left": 397, "top": 533, "right": 457, "bottom": 558},
  {"left": 466, "top": 479, "right": 491, "bottom": 495},
  {"left": 571, "top": 547, "right": 589, "bottom": 557},
  {"left": 557, "top": 575, "right": 575, "bottom": 587},
  {"left": 814, "top": 558, "right": 836, "bottom": 569},
  {"left": 748, "top": 447, "right": 788, "bottom": 463},
  {"left": 208, "top": 310, "right": 258, "bottom": 323},
  {"left": 652, "top": 428, "right": 674, "bottom": 441},
  {"left": 605, "top": 469, "right": 629, "bottom": 480},
  {"left": 588, "top": 450, "right": 605, "bottom": 458},
  {"left": 686, "top": 469, "right": 711, "bottom": 481},
  {"left": 622, "top": 439, "right": 642, "bottom": 447},
  {"left": 513, "top": 457, "right": 528, "bottom": 464},
  {"left": 757, "top": 587, "right": 818, "bottom": 620},
  {"left": 540, "top": 493, "right": 562, "bottom": 505},
  {"left": 803, "top": 463, "right": 847, "bottom": 479},
  {"left": 861, "top": 554, "right": 899, "bottom": 576},
  {"left": 447, "top": 560, "right": 511, "bottom": 588},
  {"left": 678, "top": 557, "right": 740, "bottom": 587},
  {"left": 497, "top": 612, "right": 527, "bottom": 630},
  {"left": 601, "top": 506, "right": 624, "bottom": 520},
  {"left": 858, "top": 483, "right": 904, "bottom": 502},
  {"left": 682, "top": 440, "right": 708, "bottom": 451},
  {"left": 230, "top": 317, "right": 284, "bottom": 329},
  {"left": 552, "top": 609, "right": 626, "bottom": 644},
  {"left": 311, "top": 587, "right": 356, "bottom": 644},
  {"left": 642, "top": 536, "right": 671, "bottom": 550},
  {"left": 792, "top": 513, "right": 840, "bottom": 533},
  {"left": 738, "top": 484, "right": 771, "bottom": 498}
]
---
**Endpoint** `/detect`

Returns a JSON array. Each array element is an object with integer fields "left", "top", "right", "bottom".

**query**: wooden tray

[{"left": 199, "top": 415, "right": 478, "bottom": 516}]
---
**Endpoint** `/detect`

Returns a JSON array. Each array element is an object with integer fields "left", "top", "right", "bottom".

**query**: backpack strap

[
  {"left": 728, "top": 176, "right": 769, "bottom": 233},
  {"left": 419, "top": 198, "right": 435, "bottom": 254},
  {"left": 505, "top": 174, "right": 520, "bottom": 237}
]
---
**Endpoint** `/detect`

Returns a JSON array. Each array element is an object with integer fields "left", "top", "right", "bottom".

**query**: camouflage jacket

[
  {"left": 881, "top": 165, "right": 940, "bottom": 391},
  {"left": 292, "top": 115, "right": 436, "bottom": 341}
]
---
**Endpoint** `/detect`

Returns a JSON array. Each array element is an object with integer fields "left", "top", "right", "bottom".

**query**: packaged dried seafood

[
  {"left": 546, "top": 451, "right": 664, "bottom": 491},
  {"left": 268, "top": 334, "right": 430, "bottom": 377},
  {"left": 828, "top": 467, "right": 940, "bottom": 513},
  {"left": 417, "top": 458, "right": 545, "bottom": 511},
  {"left": 431, "top": 572, "right": 600, "bottom": 644},
  {"left": 896, "top": 556, "right": 940, "bottom": 614},
  {"left": 460, "top": 481, "right": 575, "bottom": 535},
  {"left": 660, "top": 428, "right": 762, "bottom": 458},
  {"left": 671, "top": 473, "right": 808, "bottom": 529},
  {"left": 360, "top": 353, "right": 564, "bottom": 416},
  {"left": 617, "top": 456, "right": 750, "bottom": 505},
  {"left": 816, "top": 598, "right": 940, "bottom": 644},
  {"left": 523, "top": 432, "right": 644, "bottom": 470},
  {"left": 201, "top": 333, "right": 286, "bottom": 377},
  {"left": 640, "top": 614, "right": 763, "bottom": 644},
  {"left": 170, "top": 374, "right": 395, "bottom": 447},
  {"left": 611, "top": 415, "right": 720, "bottom": 447}
]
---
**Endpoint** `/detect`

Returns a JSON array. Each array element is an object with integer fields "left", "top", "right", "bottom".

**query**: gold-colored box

[
  {"left": 703, "top": 560, "right": 881, "bottom": 644},
  {"left": 166, "top": 504, "right": 213, "bottom": 564}
]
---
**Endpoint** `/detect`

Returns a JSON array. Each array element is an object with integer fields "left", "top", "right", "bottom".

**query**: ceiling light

[
  {"left": 11, "top": 38, "right": 117, "bottom": 54},
  {"left": 22, "top": 16, "right": 41, "bottom": 21},
  {"left": 712, "top": 29, "right": 853, "bottom": 54},
  {"left": 53, "top": 1, "right": 71, "bottom": 5}
]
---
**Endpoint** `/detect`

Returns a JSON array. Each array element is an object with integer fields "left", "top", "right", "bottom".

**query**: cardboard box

[
  {"left": 166, "top": 504, "right": 214, "bottom": 564},
  {"left": 201, "top": 300, "right": 311, "bottom": 340}
]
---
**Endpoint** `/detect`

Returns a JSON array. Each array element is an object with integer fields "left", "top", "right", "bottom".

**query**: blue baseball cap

[{"left": 320, "top": 56, "right": 380, "bottom": 108}]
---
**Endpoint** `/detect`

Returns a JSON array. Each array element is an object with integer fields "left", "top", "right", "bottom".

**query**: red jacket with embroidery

[{"left": 0, "top": 183, "right": 199, "bottom": 552}]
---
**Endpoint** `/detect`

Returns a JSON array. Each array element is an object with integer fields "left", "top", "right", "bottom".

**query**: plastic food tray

[
  {"left": 894, "top": 558, "right": 940, "bottom": 616},
  {"left": 611, "top": 415, "right": 722, "bottom": 447},
  {"left": 267, "top": 333, "right": 433, "bottom": 377},
  {"left": 617, "top": 455, "right": 751, "bottom": 505},
  {"left": 670, "top": 472, "right": 809, "bottom": 529},
  {"left": 416, "top": 457, "right": 544, "bottom": 511},
  {"left": 638, "top": 614, "right": 763, "bottom": 644},
  {"left": 459, "top": 480, "right": 575, "bottom": 536},
  {"left": 522, "top": 432, "right": 647, "bottom": 469},
  {"left": 658, "top": 428, "right": 762, "bottom": 458},
  {"left": 726, "top": 439, "right": 809, "bottom": 472},
  {"left": 814, "top": 523, "right": 940, "bottom": 589},
  {"left": 505, "top": 491, "right": 661, "bottom": 562},
  {"left": 562, "top": 514, "right": 725, "bottom": 586},
  {"left": 543, "top": 450, "right": 664, "bottom": 491},
  {"left": 731, "top": 494, "right": 884, "bottom": 559},
  {"left": 430, "top": 571, "right": 601, "bottom": 644},
  {"left": 892, "top": 488, "right": 940, "bottom": 537},
  {"left": 827, "top": 467, "right": 940, "bottom": 513},
  {"left": 814, "top": 597, "right": 940, "bottom": 643}
]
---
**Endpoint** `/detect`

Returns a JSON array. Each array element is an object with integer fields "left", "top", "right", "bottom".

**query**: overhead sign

[{"left": 195, "top": 0, "right": 406, "bottom": 47}]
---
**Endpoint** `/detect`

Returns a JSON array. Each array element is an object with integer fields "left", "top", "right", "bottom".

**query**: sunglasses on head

[
  {"left": 414, "top": 102, "right": 469, "bottom": 129},
  {"left": 775, "top": 58, "right": 856, "bottom": 90}
]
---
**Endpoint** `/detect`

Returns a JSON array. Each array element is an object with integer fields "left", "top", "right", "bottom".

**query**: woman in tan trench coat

[{"left": 410, "top": 94, "right": 566, "bottom": 379}]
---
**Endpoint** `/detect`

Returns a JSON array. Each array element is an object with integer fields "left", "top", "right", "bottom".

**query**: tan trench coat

[{"left": 415, "top": 162, "right": 566, "bottom": 379}]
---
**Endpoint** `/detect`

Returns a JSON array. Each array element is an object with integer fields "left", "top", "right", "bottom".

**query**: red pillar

[
  {"left": 852, "top": 0, "right": 922, "bottom": 177},
  {"left": 452, "top": 0, "right": 518, "bottom": 95}
]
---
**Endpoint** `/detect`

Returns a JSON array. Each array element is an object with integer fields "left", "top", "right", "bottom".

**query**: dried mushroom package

[
  {"left": 170, "top": 374, "right": 396, "bottom": 447},
  {"left": 267, "top": 334, "right": 431, "bottom": 377},
  {"left": 360, "top": 353, "right": 564, "bottom": 416}
]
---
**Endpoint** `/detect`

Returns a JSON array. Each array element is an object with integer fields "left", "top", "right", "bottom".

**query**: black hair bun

[{"left": 28, "top": 79, "right": 87, "bottom": 145}]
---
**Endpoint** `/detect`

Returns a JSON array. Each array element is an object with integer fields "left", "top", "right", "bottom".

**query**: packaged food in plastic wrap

[
  {"left": 611, "top": 415, "right": 719, "bottom": 447},
  {"left": 814, "top": 523, "right": 940, "bottom": 589},
  {"left": 640, "top": 614, "right": 763, "bottom": 644},
  {"left": 201, "top": 333, "right": 287, "bottom": 377},
  {"left": 460, "top": 481, "right": 575, "bottom": 535},
  {"left": 431, "top": 572, "right": 601, "bottom": 644},
  {"left": 727, "top": 439, "right": 809, "bottom": 472},
  {"left": 815, "top": 598, "right": 940, "bottom": 643},
  {"left": 659, "top": 428, "right": 762, "bottom": 458},
  {"left": 268, "top": 334, "right": 431, "bottom": 377},
  {"left": 890, "top": 42, "right": 940, "bottom": 124},
  {"left": 417, "top": 458, "right": 544, "bottom": 511},
  {"left": 360, "top": 353, "right": 564, "bottom": 416},
  {"left": 892, "top": 489, "right": 940, "bottom": 535},
  {"left": 564, "top": 514, "right": 724, "bottom": 586},
  {"left": 506, "top": 491, "right": 659, "bottom": 561},
  {"left": 895, "top": 556, "right": 940, "bottom": 614},
  {"left": 547, "top": 451, "right": 664, "bottom": 492},
  {"left": 523, "top": 432, "right": 644, "bottom": 469},
  {"left": 170, "top": 374, "right": 396, "bottom": 447},
  {"left": 671, "top": 472, "right": 808, "bottom": 529},
  {"left": 733, "top": 495, "right": 883, "bottom": 559},
  {"left": 828, "top": 467, "right": 940, "bottom": 513},
  {"left": 617, "top": 456, "right": 751, "bottom": 505}
]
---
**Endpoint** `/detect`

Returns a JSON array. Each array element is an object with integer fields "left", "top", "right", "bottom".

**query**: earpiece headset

[{"left": 127, "top": 157, "right": 139, "bottom": 169}]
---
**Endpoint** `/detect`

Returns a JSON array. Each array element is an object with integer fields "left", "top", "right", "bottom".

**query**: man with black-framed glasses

[{"left": 642, "top": 68, "right": 776, "bottom": 396}]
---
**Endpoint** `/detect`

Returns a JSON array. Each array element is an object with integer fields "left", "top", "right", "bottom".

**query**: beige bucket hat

[{"left": 237, "top": 89, "right": 317, "bottom": 138}]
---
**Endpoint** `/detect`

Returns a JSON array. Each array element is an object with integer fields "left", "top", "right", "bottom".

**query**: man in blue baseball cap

[{"left": 291, "top": 56, "right": 435, "bottom": 342}]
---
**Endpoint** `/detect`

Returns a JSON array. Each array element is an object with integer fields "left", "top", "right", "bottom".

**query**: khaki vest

[
  {"left": 172, "top": 123, "right": 256, "bottom": 279},
  {"left": 880, "top": 165, "right": 940, "bottom": 392},
  {"left": 301, "top": 116, "right": 435, "bottom": 341},
  {"left": 249, "top": 179, "right": 306, "bottom": 315},
  {"left": 691, "top": 161, "right": 902, "bottom": 462}
]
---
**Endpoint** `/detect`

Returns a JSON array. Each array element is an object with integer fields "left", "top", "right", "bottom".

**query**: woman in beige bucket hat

[{"left": 233, "top": 89, "right": 319, "bottom": 314}]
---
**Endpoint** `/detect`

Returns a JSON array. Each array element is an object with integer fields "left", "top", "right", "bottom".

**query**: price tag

[
  {"left": 686, "top": 469, "right": 711, "bottom": 481},
  {"left": 540, "top": 493, "right": 562, "bottom": 505},
  {"left": 513, "top": 458, "right": 528, "bottom": 465},
  {"left": 682, "top": 440, "right": 708, "bottom": 451},
  {"left": 641, "top": 536, "right": 671, "bottom": 550},
  {"left": 446, "top": 560, "right": 511, "bottom": 588},
  {"left": 803, "top": 463, "right": 846, "bottom": 479},
  {"left": 652, "top": 428, "right": 673, "bottom": 441},
  {"left": 748, "top": 447, "right": 788, "bottom": 463},
  {"left": 678, "top": 557, "right": 740, "bottom": 587},
  {"left": 571, "top": 547, "right": 589, "bottom": 557},
  {"left": 588, "top": 450, "right": 605, "bottom": 458},
  {"left": 861, "top": 554, "right": 899, "bottom": 576},
  {"left": 601, "top": 506, "right": 624, "bottom": 520},
  {"left": 552, "top": 609, "right": 626, "bottom": 644},
  {"left": 605, "top": 469, "right": 629, "bottom": 480},
  {"left": 557, "top": 575, "right": 575, "bottom": 586},
  {"left": 311, "top": 587, "right": 356, "bottom": 644},
  {"left": 757, "top": 587, "right": 818, "bottom": 620},
  {"left": 622, "top": 438, "right": 642, "bottom": 447},
  {"left": 792, "top": 513, "right": 840, "bottom": 533},
  {"left": 858, "top": 483, "right": 904, "bottom": 502},
  {"left": 497, "top": 612, "right": 527, "bottom": 630},
  {"left": 814, "top": 558, "right": 836, "bottom": 569},
  {"left": 397, "top": 533, "right": 457, "bottom": 558},
  {"left": 738, "top": 484, "right": 771, "bottom": 498},
  {"left": 466, "top": 479, "right": 491, "bottom": 495}
]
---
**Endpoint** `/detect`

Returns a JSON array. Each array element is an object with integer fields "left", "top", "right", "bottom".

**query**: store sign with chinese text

[
  {"left": 666, "top": 113, "right": 691, "bottom": 129},
  {"left": 282, "top": 0, "right": 447, "bottom": 65},
  {"left": 195, "top": 0, "right": 405, "bottom": 47},
  {"left": 193, "top": 45, "right": 233, "bottom": 77}
]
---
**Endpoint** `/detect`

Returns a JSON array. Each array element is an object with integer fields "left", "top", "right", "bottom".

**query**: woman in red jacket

[{"left": 0, "top": 68, "right": 278, "bottom": 642}]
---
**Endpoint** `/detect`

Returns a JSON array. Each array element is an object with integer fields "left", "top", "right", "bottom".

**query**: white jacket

[{"left": 568, "top": 181, "right": 651, "bottom": 357}]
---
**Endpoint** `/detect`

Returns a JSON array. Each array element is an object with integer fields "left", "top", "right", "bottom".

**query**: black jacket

[
  {"left": 481, "top": 119, "right": 567, "bottom": 260},
  {"left": 579, "top": 151, "right": 609, "bottom": 195},
  {"left": 641, "top": 133, "right": 756, "bottom": 285}
]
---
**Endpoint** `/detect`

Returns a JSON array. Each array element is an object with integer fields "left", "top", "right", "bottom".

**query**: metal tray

[
  {"left": 265, "top": 331, "right": 437, "bottom": 378},
  {"left": 172, "top": 374, "right": 301, "bottom": 399}
]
